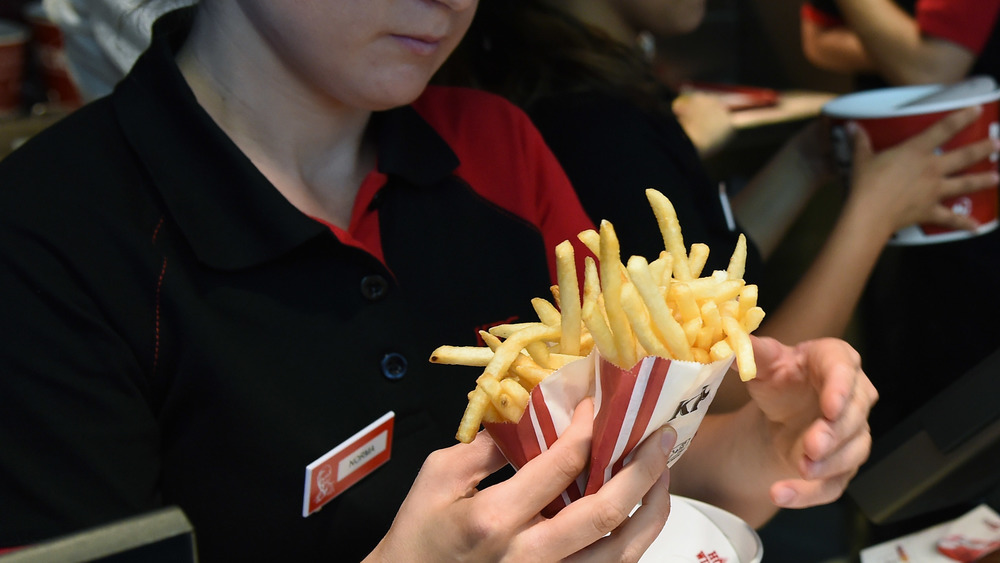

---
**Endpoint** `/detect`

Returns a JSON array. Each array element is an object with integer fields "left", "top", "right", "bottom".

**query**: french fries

[{"left": 431, "top": 189, "right": 765, "bottom": 443}]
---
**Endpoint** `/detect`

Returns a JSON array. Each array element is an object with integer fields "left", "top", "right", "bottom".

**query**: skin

[
  {"left": 801, "top": 15, "right": 880, "bottom": 75},
  {"left": 176, "top": 0, "right": 477, "bottom": 229},
  {"left": 366, "top": 400, "right": 677, "bottom": 562},
  {"left": 818, "top": 0, "right": 978, "bottom": 85},
  {"left": 674, "top": 336, "right": 879, "bottom": 526}
]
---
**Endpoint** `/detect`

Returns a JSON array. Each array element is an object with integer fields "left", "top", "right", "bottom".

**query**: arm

[
  {"left": 366, "top": 399, "right": 677, "bottom": 562},
  {"left": 0, "top": 220, "right": 160, "bottom": 546},
  {"left": 800, "top": 16, "right": 878, "bottom": 74},
  {"left": 832, "top": 0, "right": 977, "bottom": 85},
  {"left": 730, "top": 121, "right": 833, "bottom": 260},
  {"left": 671, "top": 337, "right": 878, "bottom": 527},
  {"left": 754, "top": 106, "right": 999, "bottom": 344}
]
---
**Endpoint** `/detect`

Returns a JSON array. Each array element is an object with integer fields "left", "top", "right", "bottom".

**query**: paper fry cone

[
  {"left": 483, "top": 350, "right": 734, "bottom": 516},
  {"left": 586, "top": 353, "right": 734, "bottom": 496}
]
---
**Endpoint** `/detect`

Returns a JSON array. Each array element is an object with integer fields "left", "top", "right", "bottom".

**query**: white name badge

[{"left": 302, "top": 411, "right": 395, "bottom": 517}]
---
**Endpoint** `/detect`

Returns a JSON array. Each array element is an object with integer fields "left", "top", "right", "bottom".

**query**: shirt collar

[{"left": 112, "top": 7, "right": 459, "bottom": 270}]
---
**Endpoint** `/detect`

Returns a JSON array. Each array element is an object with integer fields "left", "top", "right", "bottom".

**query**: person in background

[
  {"left": 800, "top": 0, "right": 1000, "bottom": 86},
  {"left": 0, "top": 1, "right": 878, "bottom": 561},
  {"left": 800, "top": 0, "right": 1000, "bottom": 444},
  {"left": 801, "top": 0, "right": 914, "bottom": 91},
  {"left": 435, "top": 0, "right": 999, "bottom": 410},
  {"left": 41, "top": 0, "right": 194, "bottom": 100}
]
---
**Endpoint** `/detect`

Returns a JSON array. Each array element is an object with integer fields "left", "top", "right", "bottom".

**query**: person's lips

[{"left": 391, "top": 34, "right": 444, "bottom": 56}]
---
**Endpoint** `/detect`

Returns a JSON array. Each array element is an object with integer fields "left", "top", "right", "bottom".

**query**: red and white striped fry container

[{"left": 483, "top": 350, "right": 735, "bottom": 516}]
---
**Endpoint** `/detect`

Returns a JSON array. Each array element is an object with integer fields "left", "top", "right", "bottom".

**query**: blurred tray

[{"left": 678, "top": 81, "right": 781, "bottom": 111}]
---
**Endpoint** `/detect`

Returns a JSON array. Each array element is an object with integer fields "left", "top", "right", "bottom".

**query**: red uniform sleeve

[
  {"left": 916, "top": 0, "right": 1000, "bottom": 54},
  {"left": 412, "top": 86, "right": 596, "bottom": 283},
  {"left": 801, "top": 2, "right": 845, "bottom": 28}
]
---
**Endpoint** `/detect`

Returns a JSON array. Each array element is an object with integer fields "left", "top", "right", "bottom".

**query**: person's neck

[
  {"left": 176, "top": 4, "right": 375, "bottom": 229},
  {"left": 549, "top": 0, "right": 638, "bottom": 46}
]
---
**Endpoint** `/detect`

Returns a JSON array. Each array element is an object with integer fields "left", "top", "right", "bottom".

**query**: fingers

[
  {"left": 848, "top": 121, "right": 875, "bottom": 169},
  {"left": 566, "top": 471, "right": 672, "bottom": 563},
  {"left": 771, "top": 340, "right": 875, "bottom": 509},
  {"left": 939, "top": 136, "right": 1000, "bottom": 176},
  {"left": 487, "top": 398, "right": 594, "bottom": 518},
  {"left": 418, "top": 430, "right": 510, "bottom": 496},
  {"left": 923, "top": 203, "right": 980, "bottom": 231},
  {"left": 801, "top": 417, "right": 872, "bottom": 482},
  {"left": 770, "top": 469, "right": 855, "bottom": 509},
  {"left": 524, "top": 426, "right": 676, "bottom": 562},
  {"left": 908, "top": 105, "right": 983, "bottom": 152},
  {"left": 940, "top": 170, "right": 1000, "bottom": 200},
  {"left": 804, "top": 338, "right": 864, "bottom": 421},
  {"left": 747, "top": 335, "right": 789, "bottom": 377},
  {"left": 773, "top": 420, "right": 871, "bottom": 508},
  {"left": 799, "top": 377, "right": 873, "bottom": 476}
]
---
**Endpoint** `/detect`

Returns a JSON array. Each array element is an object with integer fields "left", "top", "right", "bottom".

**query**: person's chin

[{"left": 366, "top": 71, "right": 436, "bottom": 110}]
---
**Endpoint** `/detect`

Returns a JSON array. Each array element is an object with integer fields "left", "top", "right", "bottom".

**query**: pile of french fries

[{"left": 431, "top": 189, "right": 765, "bottom": 443}]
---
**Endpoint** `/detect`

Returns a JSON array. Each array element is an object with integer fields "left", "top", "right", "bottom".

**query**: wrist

[{"left": 838, "top": 194, "right": 899, "bottom": 244}]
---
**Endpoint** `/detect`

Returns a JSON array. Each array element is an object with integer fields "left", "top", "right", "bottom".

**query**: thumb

[
  {"left": 749, "top": 336, "right": 786, "bottom": 377},
  {"left": 848, "top": 121, "right": 874, "bottom": 168}
]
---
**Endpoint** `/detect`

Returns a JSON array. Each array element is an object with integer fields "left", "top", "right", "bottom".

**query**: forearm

[
  {"left": 801, "top": 20, "right": 878, "bottom": 74},
  {"left": 833, "top": 0, "right": 974, "bottom": 84},
  {"left": 731, "top": 127, "right": 829, "bottom": 259},
  {"left": 755, "top": 199, "right": 894, "bottom": 344}
]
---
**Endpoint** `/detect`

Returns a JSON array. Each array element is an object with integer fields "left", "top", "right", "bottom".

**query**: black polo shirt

[
  {"left": 0, "top": 10, "right": 596, "bottom": 562},
  {"left": 526, "top": 89, "right": 764, "bottom": 283}
]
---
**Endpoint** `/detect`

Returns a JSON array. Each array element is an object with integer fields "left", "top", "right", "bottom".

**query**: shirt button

[
  {"left": 381, "top": 353, "right": 408, "bottom": 380},
  {"left": 360, "top": 275, "right": 388, "bottom": 301}
]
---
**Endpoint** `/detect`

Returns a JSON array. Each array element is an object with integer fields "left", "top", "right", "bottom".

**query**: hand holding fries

[
  {"left": 365, "top": 399, "right": 676, "bottom": 562},
  {"left": 432, "top": 189, "right": 765, "bottom": 443}
]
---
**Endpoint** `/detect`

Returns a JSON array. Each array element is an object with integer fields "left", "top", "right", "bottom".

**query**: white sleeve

[{"left": 41, "top": 0, "right": 196, "bottom": 100}]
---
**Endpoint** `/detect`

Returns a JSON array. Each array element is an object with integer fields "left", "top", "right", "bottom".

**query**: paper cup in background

[
  {"left": 23, "top": 3, "right": 81, "bottom": 110},
  {"left": 0, "top": 19, "right": 28, "bottom": 117},
  {"left": 823, "top": 78, "right": 1000, "bottom": 245}
]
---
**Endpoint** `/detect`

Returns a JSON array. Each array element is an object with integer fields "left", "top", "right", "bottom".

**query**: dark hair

[{"left": 436, "top": 0, "right": 674, "bottom": 115}]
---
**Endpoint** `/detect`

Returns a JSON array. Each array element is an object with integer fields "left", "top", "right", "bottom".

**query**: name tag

[{"left": 302, "top": 411, "right": 394, "bottom": 517}]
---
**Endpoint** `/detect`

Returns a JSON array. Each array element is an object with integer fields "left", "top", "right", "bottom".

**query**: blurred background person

[
  {"left": 436, "top": 0, "right": 997, "bottom": 401},
  {"left": 435, "top": 1, "right": 1000, "bottom": 558},
  {"left": 803, "top": 0, "right": 1000, "bottom": 549},
  {"left": 801, "top": 0, "right": 1000, "bottom": 447},
  {"left": 801, "top": 0, "right": 1000, "bottom": 86}
]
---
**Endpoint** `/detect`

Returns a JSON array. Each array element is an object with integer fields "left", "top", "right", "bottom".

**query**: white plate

[{"left": 638, "top": 496, "right": 763, "bottom": 563}]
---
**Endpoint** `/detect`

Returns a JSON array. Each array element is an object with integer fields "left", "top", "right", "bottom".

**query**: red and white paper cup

[
  {"left": 823, "top": 78, "right": 1000, "bottom": 245},
  {"left": 483, "top": 350, "right": 735, "bottom": 516}
]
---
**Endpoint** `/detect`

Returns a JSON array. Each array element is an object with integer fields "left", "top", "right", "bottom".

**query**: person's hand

[
  {"left": 365, "top": 398, "right": 677, "bottom": 563},
  {"left": 745, "top": 336, "right": 878, "bottom": 509},
  {"left": 672, "top": 92, "right": 735, "bottom": 158},
  {"left": 845, "top": 105, "right": 1000, "bottom": 236}
]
